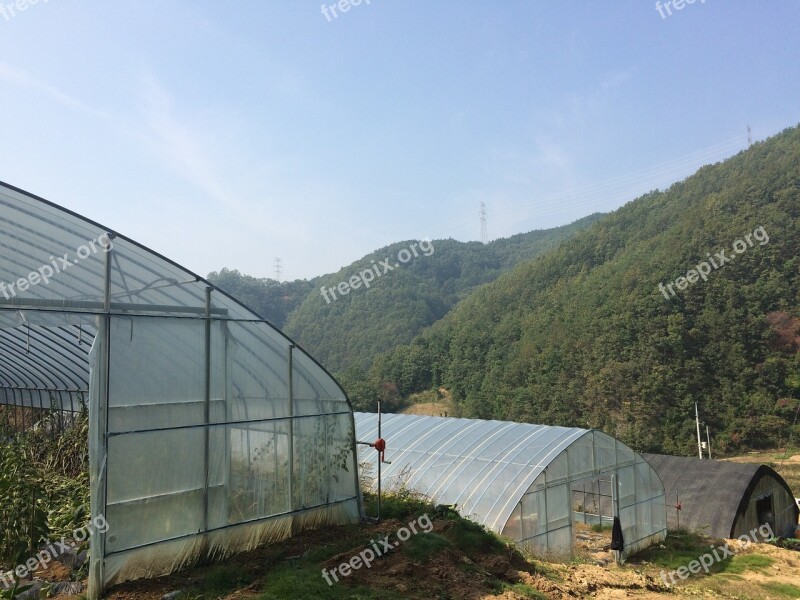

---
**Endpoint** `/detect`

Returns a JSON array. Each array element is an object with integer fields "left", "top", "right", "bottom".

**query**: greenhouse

[
  {"left": 643, "top": 453, "right": 799, "bottom": 539},
  {"left": 0, "top": 181, "right": 363, "bottom": 599},
  {"left": 355, "top": 412, "right": 667, "bottom": 559}
]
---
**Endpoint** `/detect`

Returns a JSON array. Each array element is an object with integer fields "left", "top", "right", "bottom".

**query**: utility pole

[
  {"left": 747, "top": 125, "right": 753, "bottom": 147},
  {"left": 695, "top": 402, "right": 703, "bottom": 459},
  {"left": 480, "top": 202, "right": 488, "bottom": 244},
  {"left": 274, "top": 257, "right": 282, "bottom": 282}
]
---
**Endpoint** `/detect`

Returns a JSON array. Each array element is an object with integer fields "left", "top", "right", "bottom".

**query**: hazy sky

[{"left": 1, "top": 1, "right": 798, "bottom": 280}]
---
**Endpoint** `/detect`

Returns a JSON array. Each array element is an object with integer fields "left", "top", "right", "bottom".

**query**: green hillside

[
  {"left": 206, "top": 269, "right": 317, "bottom": 329},
  {"left": 281, "top": 215, "right": 603, "bottom": 373},
  {"left": 363, "top": 125, "right": 800, "bottom": 456}
]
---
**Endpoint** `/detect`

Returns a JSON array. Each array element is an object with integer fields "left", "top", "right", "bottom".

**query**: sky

[{"left": 1, "top": 1, "right": 799, "bottom": 281}]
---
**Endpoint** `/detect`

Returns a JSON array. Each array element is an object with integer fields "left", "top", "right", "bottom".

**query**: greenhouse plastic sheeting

[
  {"left": 355, "top": 413, "right": 666, "bottom": 559},
  {"left": 0, "top": 181, "right": 363, "bottom": 598}
]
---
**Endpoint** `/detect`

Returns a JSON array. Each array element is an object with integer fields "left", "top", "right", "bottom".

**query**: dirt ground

[{"left": 37, "top": 519, "right": 797, "bottom": 600}]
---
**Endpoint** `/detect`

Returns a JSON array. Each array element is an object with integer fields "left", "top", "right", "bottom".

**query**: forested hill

[
  {"left": 207, "top": 216, "right": 601, "bottom": 370},
  {"left": 282, "top": 214, "right": 602, "bottom": 373},
  {"left": 206, "top": 269, "right": 317, "bottom": 329},
  {"left": 361, "top": 125, "right": 800, "bottom": 456}
]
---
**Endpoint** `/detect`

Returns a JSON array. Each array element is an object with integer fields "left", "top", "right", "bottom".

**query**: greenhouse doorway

[
  {"left": 756, "top": 494, "right": 774, "bottom": 531},
  {"left": 572, "top": 476, "right": 615, "bottom": 528}
]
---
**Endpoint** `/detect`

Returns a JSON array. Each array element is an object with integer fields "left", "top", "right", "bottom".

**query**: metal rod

[
  {"left": 288, "top": 344, "right": 295, "bottom": 515},
  {"left": 695, "top": 402, "right": 703, "bottom": 459},
  {"left": 377, "top": 399, "right": 382, "bottom": 522},
  {"left": 202, "top": 287, "right": 212, "bottom": 534}
]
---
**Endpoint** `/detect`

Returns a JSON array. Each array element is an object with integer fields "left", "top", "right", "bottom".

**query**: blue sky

[{"left": 1, "top": 1, "right": 798, "bottom": 280}]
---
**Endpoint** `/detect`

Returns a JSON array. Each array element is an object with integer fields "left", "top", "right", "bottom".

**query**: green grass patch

[
  {"left": 449, "top": 518, "right": 502, "bottom": 554},
  {"left": 718, "top": 553, "right": 775, "bottom": 575},
  {"left": 402, "top": 532, "right": 451, "bottom": 562},
  {"left": 198, "top": 564, "right": 251, "bottom": 597},
  {"left": 773, "top": 447, "right": 798, "bottom": 460},
  {"left": 500, "top": 583, "right": 549, "bottom": 599},
  {"left": 760, "top": 582, "right": 800, "bottom": 599},
  {"left": 630, "top": 529, "right": 721, "bottom": 572},
  {"left": 304, "top": 528, "right": 375, "bottom": 563},
  {"left": 363, "top": 491, "right": 430, "bottom": 521},
  {"left": 259, "top": 564, "right": 405, "bottom": 600}
]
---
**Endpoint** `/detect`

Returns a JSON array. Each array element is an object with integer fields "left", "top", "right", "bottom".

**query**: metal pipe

[
  {"left": 288, "top": 344, "right": 295, "bottom": 514},
  {"left": 695, "top": 403, "right": 703, "bottom": 459},
  {"left": 202, "top": 287, "right": 212, "bottom": 534},
  {"left": 377, "top": 399, "right": 382, "bottom": 522}
]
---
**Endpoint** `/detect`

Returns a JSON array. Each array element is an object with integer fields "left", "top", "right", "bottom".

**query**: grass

[
  {"left": 441, "top": 511, "right": 505, "bottom": 556},
  {"left": 760, "top": 582, "right": 800, "bottom": 599},
  {"left": 403, "top": 532, "right": 451, "bottom": 562},
  {"left": 259, "top": 563, "right": 405, "bottom": 600},
  {"left": 163, "top": 491, "right": 526, "bottom": 600},
  {"left": 177, "top": 565, "right": 252, "bottom": 599},
  {"left": 631, "top": 529, "right": 724, "bottom": 572},
  {"left": 718, "top": 553, "right": 775, "bottom": 575},
  {"left": 362, "top": 489, "right": 431, "bottom": 522},
  {"left": 499, "top": 583, "right": 549, "bottom": 599}
]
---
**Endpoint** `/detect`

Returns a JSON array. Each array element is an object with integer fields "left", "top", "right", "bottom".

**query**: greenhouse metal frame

[
  {"left": 0, "top": 181, "right": 363, "bottom": 598},
  {"left": 356, "top": 413, "right": 667, "bottom": 559}
]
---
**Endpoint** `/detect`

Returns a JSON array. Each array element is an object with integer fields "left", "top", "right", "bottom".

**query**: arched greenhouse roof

[
  {"left": 0, "top": 179, "right": 342, "bottom": 400},
  {"left": 355, "top": 412, "right": 661, "bottom": 535}
]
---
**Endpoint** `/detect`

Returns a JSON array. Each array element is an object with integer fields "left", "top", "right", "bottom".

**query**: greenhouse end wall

[
  {"left": 500, "top": 430, "right": 667, "bottom": 560},
  {"left": 86, "top": 274, "right": 363, "bottom": 596}
]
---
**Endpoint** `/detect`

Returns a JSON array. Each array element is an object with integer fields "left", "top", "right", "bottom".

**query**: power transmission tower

[
  {"left": 274, "top": 257, "right": 282, "bottom": 282},
  {"left": 480, "top": 202, "right": 488, "bottom": 244},
  {"left": 747, "top": 125, "right": 752, "bottom": 147}
]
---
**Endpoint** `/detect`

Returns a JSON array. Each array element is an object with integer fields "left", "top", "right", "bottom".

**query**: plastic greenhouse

[
  {"left": 0, "top": 181, "right": 363, "bottom": 598},
  {"left": 355, "top": 413, "right": 667, "bottom": 559}
]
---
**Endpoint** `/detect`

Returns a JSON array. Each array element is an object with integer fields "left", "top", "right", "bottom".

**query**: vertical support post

[
  {"left": 611, "top": 472, "right": 620, "bottom": 563},
  {"left": 706, "top": 426, "right": 712, "bottom": 459},
  {"left": 597, "top": 479, "right": 602, "bottom": 526},
  {"left": 221, "top": 320, "right": 231, "bottom": 519},
  {"left": 89, "top": 233, "right": 113, "bottom": 600},
  {"left": 202, "top": 287, "right": 212, "bottom": 534},
  {"left": 695, "top": 402, "right": 703, "bottom": 459},
  {"left": 377, "top": 400, "right": 382, "bottom": 522},
  {"left": 288, "top": 344, "right": 295, "bottom": 515}
]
